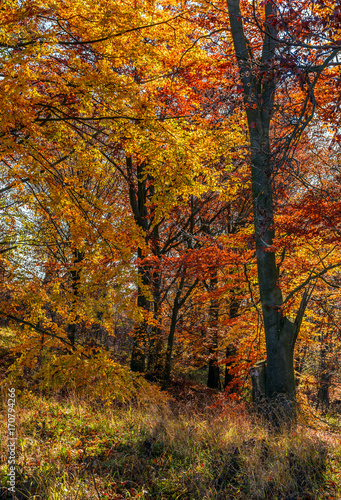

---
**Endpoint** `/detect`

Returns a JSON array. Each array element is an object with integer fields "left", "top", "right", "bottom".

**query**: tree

[
  {"left": 0, "top": 0, "right": 243, "bottom": 387},
  {"left": 226, "top": 0, "right": 341, "bottom": 425}
]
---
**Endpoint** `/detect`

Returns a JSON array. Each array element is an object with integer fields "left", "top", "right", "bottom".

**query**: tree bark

[
  {"left": 146, "top": 222, "right": 164, "bottom": 382},
  {"left": 130, "top": 249, "right": 149, "bottom": 372},
  {"left": 224, "top": 295, "right": 239, "bottom": 390},
  {"left": 162, "top": 275, "right": 199, "bottom": 389},
  {"left": 207, "top": 275, "right": 221, "bottom": 389},
  {"left": 226, "top": 0, "right": 306, "bottom": 426},
  {"left": 251, "top": 359, "right": 266, "bottom": 406},
  {"left": 316, "top": 331, "right": 332, "bottom": 414},
  {"left": 162, "top": 292, "right": 180, "bottom": 390},
  {"left": 67, "top": 248, "right": 84, "bottom": 349},
  {"left": 127, "top": 156, "right": 150, "bottom": 373}
]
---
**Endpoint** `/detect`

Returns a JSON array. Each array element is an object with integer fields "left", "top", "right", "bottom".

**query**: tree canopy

[{"left": 0, "top": 0, "right": 340, "bottom": 427}]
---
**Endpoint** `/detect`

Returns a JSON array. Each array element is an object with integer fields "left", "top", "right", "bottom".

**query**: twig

[{"left": 90, "top": 466, "right": 101, "bottom": 500}]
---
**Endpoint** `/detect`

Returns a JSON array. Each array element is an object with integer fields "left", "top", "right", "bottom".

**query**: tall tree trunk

[
  {"left": 146, "top": 275, "right": 164, "bottom": 381},
  {"left": 67, "top": 248, "right": 84, "bottom": 349},
  {"left": 146, "top": 220, "right": 164, "bottom": 381},
  {"left": 224, "top": 296, "right": 239, "bottom": 389},
  {"left": 316, "top": 331, "right": 332, "bottom": 414},
  {"left": 162, "top": 275, "right": 198, "bottom": 389},
  {"left": 207, "top": 275, "right": 221, "bottom": 389},
  {"left": 251, "top": 129, "right": 297, "bottom": 423},
  {"left": 226, "top": 0, "right": 310, "bottom": 426},
  {"left": 162, "top": 292, "right": 180, "bottom": 390},
  {"left": 131, "top": 249, "right": 149, "bottom": 372},
  {"left": 127, "top": 157, "right": 165, "bottom": 375},
  {"left": 127, "top": 156, "right": 151, "bottom": 373}
]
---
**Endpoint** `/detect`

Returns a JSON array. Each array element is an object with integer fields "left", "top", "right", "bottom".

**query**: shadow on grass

[{"left": 2, "top": 425, "right": 329, "bottom": 500}]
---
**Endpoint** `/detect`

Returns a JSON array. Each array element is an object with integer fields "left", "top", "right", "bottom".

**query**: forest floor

[{"left": 1, "top": 376, "right": 341, "bottom": 500}]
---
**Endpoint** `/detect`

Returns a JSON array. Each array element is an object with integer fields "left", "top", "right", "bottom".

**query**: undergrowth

[
  {"left": 1, "top": 385, "right": 341, "bottom": 499},
  {"left": 0, "top": 335, "right": 340, "bottom": 499}
]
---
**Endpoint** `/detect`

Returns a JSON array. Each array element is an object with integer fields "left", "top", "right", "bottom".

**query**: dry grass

[
  {"left": 0, "top": 335, "right": 340, "bottom": 499},
  {"left": 1, "top": 383, "right": 341, "bottom": 500}
]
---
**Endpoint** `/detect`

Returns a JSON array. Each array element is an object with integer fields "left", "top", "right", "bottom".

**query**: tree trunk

[
  {"left": 226, "top": 0, "right": 306, "bottom": 426},
  {"left": 67, "top": 248, "right": 84, "bottom": 349},
  {"left": 127, "top": 156, "right": 151, "bottom": 373},
  {"left": 224, "top": 295, "right": 239, "bottom": 390},
  {"left": 127, "top": 157, "right": 165, "bottom": 376},
  {"left": 130, "top": 330, "right": 146, "bottom": 372},
  {"left": 162, "top": 274, "right": 198, "bottom": 389},
  {"left": 316, "top": 332, "right": 332, "bottom": 414},
  {"left": 250, "top": 126, "right": 298, "bottom": 425},
  {"left": 162, "top": 295, "right": 180, "bottom": 390},
  {"left": 207, "top": 275, "right": 221, "bottom": 389},
  {"left": 146, "top": 224, "right": 164, "bottom": 382},
  {"left": 264, "top": 318, "right": 297, "bottom": 424},
  {"left": 251, "top": 359, "right": 266, "bottom": 407},
  {"left": 130, "top": 251, "right": 149, "bottom": 372}
]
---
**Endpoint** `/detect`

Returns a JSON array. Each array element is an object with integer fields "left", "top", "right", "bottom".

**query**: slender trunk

[
  {"left": 130, "top": 330, "right": 146, "bottom": 372},
  {"left": 67, "top": 249, "right": 84, "bottom": 350},
  {"left": 316, "top": 331, "right": 331, "bottom": 414},
  {"left": 207, "top": 275, "right": 221, "bottom": 389},
  {"left": 131, "top": 249, "right": 149, "bottom": 372},
  {"left": 162, "top": 295, "right": 180, "bottom": 390},
  {"left": 127, "top": 156, "right": 151, "bottom": 373},
  {"left": 146, "top": 222, "right": 164, "bottom": 381},
  {"left": 162, "top": 274, "right": 198, "bottom": 389},
  {"left": 146, "top": 283, "right": 164, "bottom": 382},
  {"left": 295, "top": 343, "right": 308, "bottom": 388},
  {"left": 224, "top": 295, "right": 239, "bottom": 389}
]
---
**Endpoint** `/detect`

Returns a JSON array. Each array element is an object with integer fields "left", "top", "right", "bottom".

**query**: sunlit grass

[{"left": 1, "top": 387, "right": 341, "bottom": 499}]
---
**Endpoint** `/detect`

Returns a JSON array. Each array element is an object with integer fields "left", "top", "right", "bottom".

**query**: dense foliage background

[{"left": 0, "top": 0, "right": 341, "bottom": 497}]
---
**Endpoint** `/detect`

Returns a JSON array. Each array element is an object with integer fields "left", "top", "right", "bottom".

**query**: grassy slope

[
  {"left": 0, "top": 329, "right": 341, "bottom": 499},
  {"left": 0, "top": 384, "right": 341, "bottom": 500}
]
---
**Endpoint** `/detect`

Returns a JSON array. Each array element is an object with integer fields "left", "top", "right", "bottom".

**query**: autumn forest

[{"left": 0, "top": 0, "right": 341, "bottom": 498}]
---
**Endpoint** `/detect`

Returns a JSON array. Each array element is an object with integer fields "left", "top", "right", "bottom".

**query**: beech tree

[{"left": 226, "top": 0, "right": 341, "bottom": 424}]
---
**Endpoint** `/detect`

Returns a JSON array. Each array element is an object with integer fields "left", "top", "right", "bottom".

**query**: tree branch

[{"left": 284, "top": 262, "right": 341, "bottom": 305}]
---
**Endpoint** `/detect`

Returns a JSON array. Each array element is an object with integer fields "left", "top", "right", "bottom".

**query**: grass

[
  {"left": 1, "top": 384, "right": 341, "bottom": 500},
  {"left": 0, "top": 332, "right": 340, "bottom": 499}
]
